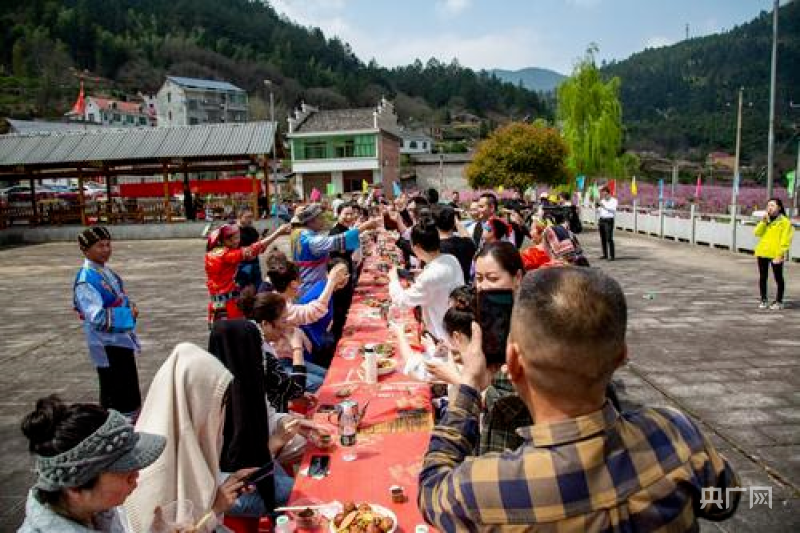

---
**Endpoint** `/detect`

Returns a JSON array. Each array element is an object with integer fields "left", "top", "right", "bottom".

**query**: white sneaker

[
  {"left": 758, "top": 300, "right": 769, "bottom": 309},
  {"left": 769, "top": 301, "right": 784, "bottom": 310}
]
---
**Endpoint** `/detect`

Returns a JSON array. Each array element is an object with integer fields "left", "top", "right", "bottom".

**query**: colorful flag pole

[
  {"left": 608, "top": 179, "right": 617, "bottom": 197},
  {"left": 497, "top": 185, "right": 504, "bottom": 194},
  {"left": 392, "top": 181, "right": 402, "bottom": 197},
  {"left": 695, "top": 174, "right": 702, "bottom": 199},
  {"left": 658, "top": 179, "right": 664, "bottom": 202},
  {"left": 362, "top": 179, "right": 369, "bottom": 194},
  {"left": 787, "top": 170, "right": 796, "bottom": 199},
  {"left": 310, "top": 187, "right": 321, "bottom": 202},
  {"left": 631, "top": 176, "right": 638, "bottom": 197},
  {"left": 576, "top": 175, "right": 585, "bottom": 191}
]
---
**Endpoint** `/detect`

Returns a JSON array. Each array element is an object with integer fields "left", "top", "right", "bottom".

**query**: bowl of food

[
  {"left": 288, "top": 498, "right": 324, "bottom": 529},
  {"left": 331, "top": 502, "right": 396, "bottom": 533},
  {"left": 375, "top": 358, "right": 397, "bottom": 376}
]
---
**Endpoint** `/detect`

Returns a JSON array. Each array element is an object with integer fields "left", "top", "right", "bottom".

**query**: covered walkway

[{"left": 0, "top": 121, "right": 277, "bottom": 227}]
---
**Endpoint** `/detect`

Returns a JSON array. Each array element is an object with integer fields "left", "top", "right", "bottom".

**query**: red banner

[{"left": 119, "top": 177, "right": 258, "bottom": 198}]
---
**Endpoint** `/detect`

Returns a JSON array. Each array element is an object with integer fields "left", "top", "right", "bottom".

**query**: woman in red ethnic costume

[{"left": 205, "top": 222, "right": 291, "bottom": 324}]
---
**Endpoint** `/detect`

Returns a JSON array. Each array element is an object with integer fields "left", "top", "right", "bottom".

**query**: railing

[{"left": 582, "top": 203, "right": 800, "bottom": 261}]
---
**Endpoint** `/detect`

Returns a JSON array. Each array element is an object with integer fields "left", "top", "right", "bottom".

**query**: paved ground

[{"left": 0, "top": 229, "right": 798, "bottom": 531}]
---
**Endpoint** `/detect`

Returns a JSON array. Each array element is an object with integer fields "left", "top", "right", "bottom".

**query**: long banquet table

[{"left": 286, "top": 236, "right": 435, "bottom": 532}]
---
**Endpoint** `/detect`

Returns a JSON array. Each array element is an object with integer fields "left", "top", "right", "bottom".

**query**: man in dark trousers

[{"left": 597, "top": 186, "right": 617, "bottom": 260}]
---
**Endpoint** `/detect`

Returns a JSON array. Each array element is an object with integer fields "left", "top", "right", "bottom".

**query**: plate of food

[
  {"left": 330, "top": 502, "right": 397, "bottom": 533},
  {"left": 360, "top": 358, "right": 397, "bottom": 377},
  {"left": 363, "top": 343, "right": 394, "bottom": 357}
]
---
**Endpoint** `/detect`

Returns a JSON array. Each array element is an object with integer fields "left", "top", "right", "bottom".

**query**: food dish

[
  {"left": 330, "top": 502, "right": 397, "bottom": 533},
  {"left": 363, "top": 343, "right": 394, "bottom": 357},
  {"left": 364, "top": 357, "right": 397, "bottom": 376}
]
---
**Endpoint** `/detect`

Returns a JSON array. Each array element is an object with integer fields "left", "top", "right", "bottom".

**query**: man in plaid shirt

[{"left": 419, "top": 268, "right": 740, "bottom": 531}]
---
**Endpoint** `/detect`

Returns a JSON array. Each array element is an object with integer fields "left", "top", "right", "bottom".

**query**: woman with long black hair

[{"left": 754, "top": 198, "right": 795, "bottom": 310}]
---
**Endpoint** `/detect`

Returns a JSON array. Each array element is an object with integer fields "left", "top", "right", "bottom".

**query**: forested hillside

[
  {"left": 602, "top": 0, "right": 800, "bottom": 167},
  {"left": 0, "top": 0, "right": 545, "bottom": 126}
]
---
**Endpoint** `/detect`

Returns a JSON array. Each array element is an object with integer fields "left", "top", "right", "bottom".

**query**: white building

[
  {"left": 399, "top": 130, "right": 434, "bottom": 154},
  {"left": 156, "top": 76, "right": 248, "bottom": 126},
  {"left": 81, "top": 96, "right": 156, "bottom": 127}
]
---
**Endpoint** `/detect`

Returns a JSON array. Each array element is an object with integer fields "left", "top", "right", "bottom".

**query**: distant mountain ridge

[{"left": 491, "top": 67, "right": 567, "bottom": 93}]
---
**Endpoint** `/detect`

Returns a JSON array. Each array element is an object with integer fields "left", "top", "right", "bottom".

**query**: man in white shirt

[
  {"left": 597, "top": 186, "right": 618, "bottom": 260},
  {"left": 389, "top": 219, "right": 465, "bottom": 340}
]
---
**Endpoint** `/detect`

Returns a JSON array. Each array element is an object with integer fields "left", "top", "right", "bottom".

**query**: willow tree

[
  {"left": 558, "top": 46, "right": 624, "bottom": 178},
  {"left": 466, "top": 121, "right": 569, "bottom": 191}
]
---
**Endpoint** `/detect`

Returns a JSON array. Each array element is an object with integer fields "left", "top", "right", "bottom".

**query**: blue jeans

[
  {"left": 279, "top": 359, "right": 325, "bottom": 393},
  {"left": 224, "top": 463, "right": 295, "bottom": 517}
]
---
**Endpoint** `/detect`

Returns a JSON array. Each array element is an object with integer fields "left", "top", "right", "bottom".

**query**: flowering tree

[{"left": 466, "top": 121, "right": 569, "bottom": 191}]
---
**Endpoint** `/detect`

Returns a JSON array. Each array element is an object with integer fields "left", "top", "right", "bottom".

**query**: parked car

[{"left": 4, "top": 185, "right": 59, "bottom": 203}]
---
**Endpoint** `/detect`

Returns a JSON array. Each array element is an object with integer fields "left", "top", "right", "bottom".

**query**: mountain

[
  {"left": 0, "top": 0, "right": 545, "bottom": 129},
  {"left": 491, "top": 67, "right": 567, "bottom": 93},
  {"left": 601, "top": 0, "right": 800, "bottom": 168}
]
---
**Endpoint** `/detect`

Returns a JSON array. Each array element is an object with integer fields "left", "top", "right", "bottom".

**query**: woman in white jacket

[{"left": 124, "top": 343, "right": 256, "bottom": 533}]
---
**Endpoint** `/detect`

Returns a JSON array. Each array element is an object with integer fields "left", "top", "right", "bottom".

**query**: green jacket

[{"left": 754, "top": 215, "right": 795, "bottom": 259}]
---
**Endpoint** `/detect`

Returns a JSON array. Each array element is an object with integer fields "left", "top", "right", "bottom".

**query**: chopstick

[{"left": 274, "top": 503, "right": 331, "bottom": 512}]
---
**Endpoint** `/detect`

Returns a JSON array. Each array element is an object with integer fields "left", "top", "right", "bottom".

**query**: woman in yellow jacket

[{"left": 754, "top": 198, "right": 795, "bottom": 310}]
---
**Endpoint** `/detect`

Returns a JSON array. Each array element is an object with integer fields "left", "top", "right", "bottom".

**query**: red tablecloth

[{"left": 287, "top": 241, "right": 435, "bottom": 532}]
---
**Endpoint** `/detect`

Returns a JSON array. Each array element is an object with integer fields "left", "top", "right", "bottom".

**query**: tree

[
  {"left": 558, "top": 46, "right": 624, "bottom": 178},
  {"left": 466, "top": 122, "right": 569, "bottom": 191}
]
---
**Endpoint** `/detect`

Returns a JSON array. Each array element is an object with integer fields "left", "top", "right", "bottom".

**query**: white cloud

[
  {"left": 436, "top": 0, "right": 472, "bottom": 16},
  {"left": 644, "top": 36, "right": 674, "bottom": 49},
  {"left": 269, "top": 0, "right": 563, "bottom": 72}
]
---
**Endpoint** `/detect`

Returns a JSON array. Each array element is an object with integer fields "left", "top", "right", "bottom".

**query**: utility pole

[
  {"left": 732, "top": 88, "right": 744, "bottom": 210},
  {"left": 766, "top": 0, "right": 779, "bottom": 199},
  {"left": 265, "top": 79, "right": 278, "bottom": 225}
]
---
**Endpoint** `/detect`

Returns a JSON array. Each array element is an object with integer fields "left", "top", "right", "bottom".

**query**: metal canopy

[{"left": 0, "top": 121, "right": 277, "bottom": 178}]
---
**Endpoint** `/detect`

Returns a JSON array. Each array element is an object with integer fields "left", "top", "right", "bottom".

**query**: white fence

[{"left": 582, "top": 203, "right": 800, "bottom": 262}]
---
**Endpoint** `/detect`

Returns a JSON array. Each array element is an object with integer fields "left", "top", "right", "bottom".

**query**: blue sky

[{"left": 270, "top": 0, "right": 782, "bottom": 74}]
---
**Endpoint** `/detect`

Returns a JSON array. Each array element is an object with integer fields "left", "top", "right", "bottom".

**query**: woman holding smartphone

[{"left": 754, "top": 198, "right": 794, "bottom": 310}]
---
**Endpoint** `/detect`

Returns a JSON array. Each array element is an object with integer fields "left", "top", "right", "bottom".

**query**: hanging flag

[
  {"left": 576, "top": 175, "right": 585, "bottom": 191},
  {"left": 591, "top": 182, "right": 600, "bottom": 201},
  {"left": 787, "top": 170, "right": 797, "bottom": 198},
  {"left": 608, "top": 179, "right": 617, "bottom": 197},
  {"left": 392, "top": 181, "right": 402, "bottom": 197},
  {"left": 65, "top": 80, "right": 86, "bottom": 117},
  {"left": 631, "top": 176, "right": 638, "bottom": 197},
  {"left": 497, "top": 185, "right": 504, "bottom": 194},
  {"left": 310, "top": 188, "right": 321, "bottom": 202},
  {"left": 326, "top": 183, "right": 335, "bottom": 196},
  {"left": 362, "top": 179, "right": 369, "bottom": 193},
  {"left": 695, "top": 174, "right": 702, "bottom": 198},
  {"left": 658, "top": 179, "right": 664, "bottom": 202}
]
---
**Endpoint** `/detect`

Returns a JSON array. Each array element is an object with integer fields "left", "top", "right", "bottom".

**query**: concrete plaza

[{"left": 0, "top": 230, "right": 798, "bottom": 531}]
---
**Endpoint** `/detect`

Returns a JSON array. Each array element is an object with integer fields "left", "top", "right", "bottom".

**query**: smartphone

[
  {"left": 309, "top": 455, "right": 330, "bottom": 478},
  {"left": 476, "top": 289, "right": 514, "bottom": 366},
  {"left": 241, "top": 464, "right": 274, "bottom": 487},
  {"left": 396, "top": 268, "right": 414, "bottom": 281}
]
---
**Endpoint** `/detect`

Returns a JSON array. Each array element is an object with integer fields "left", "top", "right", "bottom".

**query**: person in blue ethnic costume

[
  {"left": 73, "top": 226, "right": 142, "bottom": 422},
  {"left": 290, "top": 203, "right": 379, "bottom": 299}
]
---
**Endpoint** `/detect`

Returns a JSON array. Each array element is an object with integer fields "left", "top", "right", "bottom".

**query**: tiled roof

[
  {"left": 293, "top": 108, "right": 376, "bottom": 133},
  {"left": 89, "top": 97, "right": 145, "bottom": 114},
  {"left": 166, "top": 76, "right": 244, "bottom": 92},
  {"left": 0, "top": 121, "right": 276, "bottom": 168}
]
